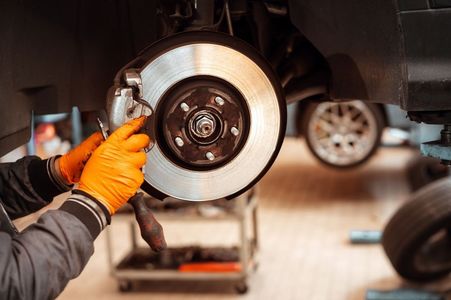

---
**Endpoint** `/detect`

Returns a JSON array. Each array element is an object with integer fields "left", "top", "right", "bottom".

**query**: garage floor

[{"left": 26, "top": 138, "right": 451, "bottom": 300}]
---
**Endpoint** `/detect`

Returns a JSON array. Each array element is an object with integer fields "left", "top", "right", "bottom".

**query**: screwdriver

[{"left": 96, "top": 117, "right": 167, "bottom": 252}]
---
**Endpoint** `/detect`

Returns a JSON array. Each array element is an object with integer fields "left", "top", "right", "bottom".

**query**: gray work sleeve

[
  {"left": 0, "top": 193, "right": 111, "bottom": 300},
  {"left": 0, "top": 156, "right": 71, "bottom": 219}
]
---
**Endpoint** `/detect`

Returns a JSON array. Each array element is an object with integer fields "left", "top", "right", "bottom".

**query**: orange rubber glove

[
  {"left": 58, "top": 132, "right": 104, "bottom": 184},
  {"left": 77, "top": 116, "right": 150, "bottom": 214}
]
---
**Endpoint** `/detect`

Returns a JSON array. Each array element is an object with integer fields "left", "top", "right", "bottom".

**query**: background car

[{"left": 297, "top": 100, "right": 386, "bottom": 168}]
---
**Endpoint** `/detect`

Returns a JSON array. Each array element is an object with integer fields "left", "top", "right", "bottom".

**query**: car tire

[
  {"left": 300, "top": 100, "right": 384, "bottom": 168},
  {"left": 382, "top": 178, "right": 451, "bottom": 281}
]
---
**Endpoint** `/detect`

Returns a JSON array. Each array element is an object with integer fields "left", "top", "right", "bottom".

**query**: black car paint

[{"left": 288, "top": 0, "right": 451, "bottom": 112}]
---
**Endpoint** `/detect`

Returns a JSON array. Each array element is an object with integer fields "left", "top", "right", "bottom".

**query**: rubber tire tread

[{"left": 382, "top": 177, "right": 451, "bottom": 281}]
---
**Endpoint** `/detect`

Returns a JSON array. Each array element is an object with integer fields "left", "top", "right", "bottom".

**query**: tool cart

[{"left": 105, "top": 188, "right": 259, "bottom": 294}]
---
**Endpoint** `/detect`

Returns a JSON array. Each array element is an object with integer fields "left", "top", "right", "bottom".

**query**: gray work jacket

[{"left": 0, "top": 156, "right": 109, "bottom": 300}]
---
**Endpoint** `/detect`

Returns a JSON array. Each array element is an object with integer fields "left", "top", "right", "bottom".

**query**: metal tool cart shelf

[{"left": 105, "top": 189, "right": 259, "bottom": 294}]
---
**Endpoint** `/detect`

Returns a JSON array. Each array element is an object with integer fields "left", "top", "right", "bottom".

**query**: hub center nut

[{"left": 192, "top": 114, "right": 216, "bottom": 138}]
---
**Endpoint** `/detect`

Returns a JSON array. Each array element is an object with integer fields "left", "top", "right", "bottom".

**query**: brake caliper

[{"left": 107, "top": 69, "right": 153, "bottom": 132}]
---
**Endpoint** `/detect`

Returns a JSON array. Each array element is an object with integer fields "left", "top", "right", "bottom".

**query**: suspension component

[{"left": 421, "top": 124, "right": 451, "bottom": 165}]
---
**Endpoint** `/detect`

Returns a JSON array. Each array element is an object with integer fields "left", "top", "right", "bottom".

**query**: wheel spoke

[
  {"left": 332, "top": 103, "right": 339, "bottom": 116},
  {"left": 348, "top": 117, "right": 368, "bottom": 131},
  {"left": 342, "top": 105, "right": 360, "bottom": 124},
  {"left": 329, "top": 112, "right": 342, "bottom": 125},
  {"left": 342, "top": 140, "right": 354, "bottom": 154},
  {"left": 317, "top": 119, "right": 334, "bottom": 132},
  {"left": 317, "top": 136, "right": 334, "bottom": 151},
  {"left": 349, "top": 107, "right": 361, "bottom": 120}
]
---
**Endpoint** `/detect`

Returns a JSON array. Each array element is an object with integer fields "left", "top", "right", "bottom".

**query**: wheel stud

[
  {"left": 175, "top": 137, "right": 184, "bottom": 147},
  {"left": 214, "top": 96, "right": 225, "bottom": 106},
  {"left": 231, "top": 127, "right": 239, "bottom": 136},
  {"left": 206, "top": 152, "right": 215, "bottom": 161},
  {"left": 180, "top": 102, "right": 190, "bottom": 112}
]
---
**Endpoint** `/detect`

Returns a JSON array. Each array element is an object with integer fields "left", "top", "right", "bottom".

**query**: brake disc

[{"left": 108, "top": 32, "right": 286, "bottom": 201}]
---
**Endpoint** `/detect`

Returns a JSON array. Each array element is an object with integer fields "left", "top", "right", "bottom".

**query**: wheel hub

[
  {"left": 157, "top": 76, "right": 249, "bottom": 170},
  {"left": 191, "top": 112, "right": 216, "bottom": 138},
  {"left": 187, "top": 109, "right": 221, "bottom": 144}
]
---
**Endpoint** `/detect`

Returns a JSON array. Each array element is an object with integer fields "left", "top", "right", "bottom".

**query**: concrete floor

[{"left": 22, "top": 138, "right": 451, "bottom": 300}]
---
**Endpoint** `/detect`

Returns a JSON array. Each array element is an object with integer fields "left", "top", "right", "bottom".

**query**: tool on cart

[
  {"left": 106, "top": 189, "right": 258, "bottom": 294},
  {"left": 179, "top": 262, "right": 242, "bottom": 273},
  {"left": 349, "top": 230, "right": 382, "bottom": 244}
]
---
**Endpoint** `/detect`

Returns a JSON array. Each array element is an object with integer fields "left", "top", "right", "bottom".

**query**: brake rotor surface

[{"left": 136, "top": 32, "right": 286, "bottom": 201}]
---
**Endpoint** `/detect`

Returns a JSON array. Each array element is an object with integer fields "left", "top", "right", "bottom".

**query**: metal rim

[
  {"left": 139, "top": 33, "right": 284, "bottom": 201},
  {"left": 307, "top": 101, "right": 378, "bottom": 167}
]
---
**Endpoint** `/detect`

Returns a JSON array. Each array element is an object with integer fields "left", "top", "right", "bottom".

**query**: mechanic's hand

[
  {"left": 77, "top": 116, "right": 150, "bottom": 214},
  {"left": 58, "top": 132, "right": 104, "bottom": 184}
]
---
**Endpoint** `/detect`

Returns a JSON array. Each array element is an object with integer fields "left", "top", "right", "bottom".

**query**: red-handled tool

[{"left": 129, "top": 192, "right": 167, "bottom": 252}]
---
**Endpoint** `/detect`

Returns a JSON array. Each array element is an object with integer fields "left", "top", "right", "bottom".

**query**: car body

[
  {"left": 2, "top": 1, "right": 451, "bottom": 155},
  {"left": 289, "top": 1, "right": 451, "bottom": 112}
]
